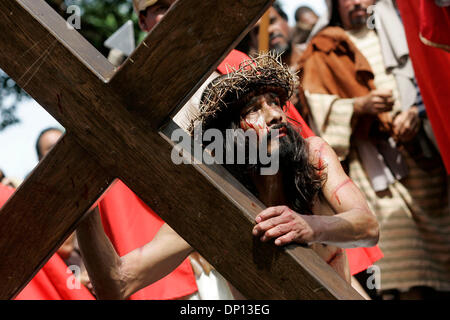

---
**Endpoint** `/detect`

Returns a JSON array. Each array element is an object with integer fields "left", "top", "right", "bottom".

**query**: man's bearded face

[
  {"left": 338, "top": 0, "right": 375, "bottom": 30},
  {"left": 239, "top": 92, "right": 289, "bottom": 155},
  {"left": 249, "top": 8, "right": 291, "bottom": 57}
]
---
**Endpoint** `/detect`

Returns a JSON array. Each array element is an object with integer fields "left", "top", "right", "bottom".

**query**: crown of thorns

[{"left": 190, "top": 53, "right": 298, "bottom": 133}]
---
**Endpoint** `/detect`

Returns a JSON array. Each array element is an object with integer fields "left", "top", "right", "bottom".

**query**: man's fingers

[
  {"left": 253, "top": 214, "right": 291, "bottom": 236},
  {"left": 396, "top": 118, "right": 408, "bottom": 135},
  {"left": 259, "top": 223, "right": 293, "bottom": 242},
  {"left": 274, "top": 231, "right": 299, "bottom": 246},
  {"left": 378, "top": 103, "right": 394, "bottom": 112},
  {"left": 371, "top": 96, "right": 385, "bottom": 104},
  {"left": 255, "top": 206, "right": 287, "bottom": 223},
  {"left": 394, "top": 110, "right": 420, "bottom": 138},
  {"left": 373, "top": 88, "right": 393, "bottom": 98},
  {"left": 393, "top": 111, "right": 410, "bottom": 130},
  {"left": 371, "top": 102, "right": 392, "bottom": 114}
]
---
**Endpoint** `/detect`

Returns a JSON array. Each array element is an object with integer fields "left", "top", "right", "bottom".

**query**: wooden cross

[{"left": 0, "top": 0, "right": 362, "bottom": 300}]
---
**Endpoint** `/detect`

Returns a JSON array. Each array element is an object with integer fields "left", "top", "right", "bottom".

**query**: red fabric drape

[
  {"left": 99, "top": 181, "right": 197, "bottom": 300},
  {"left": 397, "top": 0, "right": 450, "bottom": 173},
  {"left": 346, "top": 247, "right": 384, "bottom": 276},
  {"left": 419, "top": 0, "right": 450, "bottom": 51},
  {"left": 15, "top": 254, "right": 95, "bottom": 300}
]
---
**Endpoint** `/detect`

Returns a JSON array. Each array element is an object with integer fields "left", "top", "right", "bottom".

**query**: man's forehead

[{"left": 245, "top": 92, "right": 279, "bottom": 106}]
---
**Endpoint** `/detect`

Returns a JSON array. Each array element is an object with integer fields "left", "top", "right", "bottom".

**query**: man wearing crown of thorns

[{"left": 77, "top": 54, "right": 379, "bottom": 299}]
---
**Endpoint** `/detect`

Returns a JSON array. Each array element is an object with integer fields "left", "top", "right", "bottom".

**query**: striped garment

[{"left": 306, "top": 28, "right": 450, "bottom": 292}]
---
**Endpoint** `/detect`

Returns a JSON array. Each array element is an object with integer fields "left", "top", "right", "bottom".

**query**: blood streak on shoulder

[{"left": 315, "top": 142, "right": 327, "bottom": 176}]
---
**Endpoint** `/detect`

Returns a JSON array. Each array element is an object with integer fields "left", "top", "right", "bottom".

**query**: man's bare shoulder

[
  {"left": 305, "top": 136, "right": 325, "bottom": 149},
  {"left": 306, "top": 136, "right": 334, "bottom": 164}
]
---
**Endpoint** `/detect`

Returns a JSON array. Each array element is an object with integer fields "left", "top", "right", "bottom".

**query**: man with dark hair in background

[
  {"left": 35, "top": 127, "right": 63, "bottom": 161},
  {"left": 237, "top": 2, "right": 303, "bottom": 71}
]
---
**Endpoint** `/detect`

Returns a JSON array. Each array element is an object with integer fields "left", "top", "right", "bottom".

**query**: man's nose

[{"left": 264, "top": 105, "right": 283, "bottom": 126}]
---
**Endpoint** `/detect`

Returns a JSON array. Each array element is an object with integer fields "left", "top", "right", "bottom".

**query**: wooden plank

[
  {"left": 0, "top": 134, "right": 114, "bottom": 299},
  {"left": 18, "top": 0, "right": 115, "bottom": 81},
  {"left": 109, "top": 0, "right": 275, "bottom": 129},
  {"left": 0, "top": 0, "right": 113, "bottom": 130},
  {"left": 258, "top": 10, "right": 270, "bottom": 52}
]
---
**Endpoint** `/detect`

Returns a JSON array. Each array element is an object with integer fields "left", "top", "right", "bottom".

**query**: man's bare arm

[
  {"left": 77, "top": 207, "right": 193, "bottom": 299},
  {"left": 253, "top": 137, "right": 379, "bottom": 248},
  {"left": 311, "top": 137, "right": 379, "bottom": 247}
]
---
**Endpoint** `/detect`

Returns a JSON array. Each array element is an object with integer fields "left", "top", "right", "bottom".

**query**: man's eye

[
  {"left": 244, "top": 105, "right": 258, "bottom": 114},
  {"left": 269, "top": 97, "right": 280, "bottom": 107}
]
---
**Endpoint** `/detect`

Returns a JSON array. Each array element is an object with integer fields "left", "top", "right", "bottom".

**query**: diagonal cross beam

[{"left": 0, "top": 0, "right": 362, "bottom": 300}]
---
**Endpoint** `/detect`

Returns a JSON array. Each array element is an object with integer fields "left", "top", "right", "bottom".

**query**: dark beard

[
  {"left": 269, "top": 34, "right": 292, "bottom": 60},
  {"left": 348, "top": 4, "right": 369, "bottom": 29},
  {"left": 225, "top": 122, "right": 325, "bottom": 214},
  {"left": 266, "top": 122, "right": 295, "bottom": 162}
]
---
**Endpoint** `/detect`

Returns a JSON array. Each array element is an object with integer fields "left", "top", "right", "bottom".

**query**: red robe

[
  {"left": 397, "top": 0, "right": 450, "bottom": 173},
  {"left": 0, "top": 184, "right": 94, "bottom": 300},
  {"left": 15, "top": 254, "right": 95, "bottom": 300},
  {"left": 99, "top": 180, "right": 197, "bottom": 300},
  {"left": 418, "top": 0, "right": 450, "bottom": 51}
]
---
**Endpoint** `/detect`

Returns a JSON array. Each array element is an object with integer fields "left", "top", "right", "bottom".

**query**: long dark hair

[
  {"left": 217, "top": 119, "right": 325, "bottom": 214},
  {"left": 329, "top": 0, "right": 343, "bottom": 27}
]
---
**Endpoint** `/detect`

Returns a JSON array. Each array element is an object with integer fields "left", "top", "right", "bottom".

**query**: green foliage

[{"left": 0, "top": 0, "right": 143, "bottom": 131}]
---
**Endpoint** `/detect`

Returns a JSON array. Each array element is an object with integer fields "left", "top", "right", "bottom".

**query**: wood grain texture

[
  {"left": 0, "top": 134, "right": 113, "bottom": 299},
  {"left": 0, "top": 0, "right": 363, "bottom": 300},
  {"left": 0, "top": 0, "right": 115, "bottom": 130}
]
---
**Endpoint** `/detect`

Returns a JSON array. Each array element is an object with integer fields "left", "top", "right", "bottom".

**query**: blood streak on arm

[
  {"left": 331, "top": 178, "right": 353, "bottom": 206},
  {"left": 244, "top": 119, "right": 255, "bottom": 130},
  {"left": 315, "top": 142, "right": 327, "bottom": 176}
]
